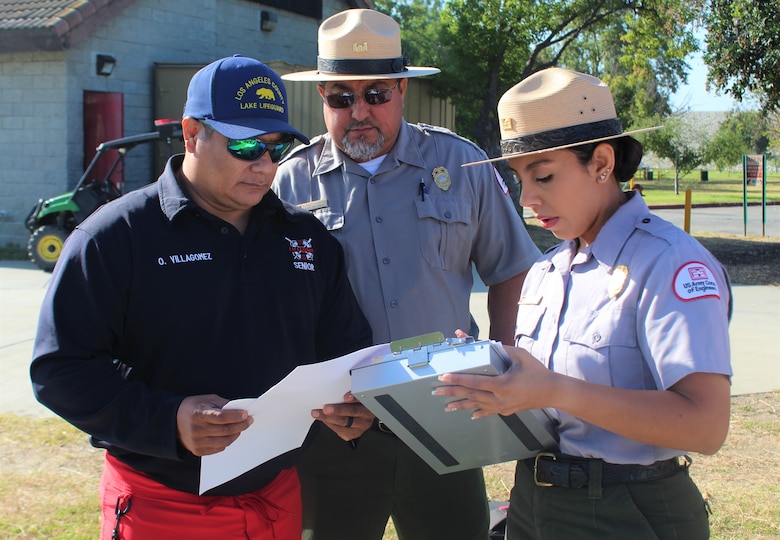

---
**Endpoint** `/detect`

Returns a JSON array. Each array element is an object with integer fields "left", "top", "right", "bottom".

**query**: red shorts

[{"left": 99, "top": 453, "right": 301, "bottom": 539}]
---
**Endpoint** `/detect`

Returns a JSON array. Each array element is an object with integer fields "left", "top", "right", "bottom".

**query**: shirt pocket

[
  {"left": 414, "top": 196, "right": 473, "bottom": 269},
  {"left": 562, "top": 307, "right": 643, "bottom": 387},
  {"left": 313, "top": 208, "right": 344, "bottom": 232},
  {"left": 313, "top": 208, "right": 347, "bottom": 265},
  {"left": 514, "top": 304, "right": 546, "bottom": 354}
]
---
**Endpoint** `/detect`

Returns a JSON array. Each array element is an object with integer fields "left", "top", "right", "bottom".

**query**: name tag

[{"left": 519, "top": 294, "right": 542, "bottom": 305}]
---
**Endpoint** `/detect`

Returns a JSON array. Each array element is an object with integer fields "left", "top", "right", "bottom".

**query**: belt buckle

[
  {"left": 377, "top": 421, "right": 393, "bottom": 434},
  {"left": 534, "top": 452, "right": 557, "bottom": 487}
]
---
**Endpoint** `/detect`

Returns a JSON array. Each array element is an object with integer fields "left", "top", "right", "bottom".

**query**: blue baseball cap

[{"left": 183, "top": 55, "right": 309, "bottom": 144}]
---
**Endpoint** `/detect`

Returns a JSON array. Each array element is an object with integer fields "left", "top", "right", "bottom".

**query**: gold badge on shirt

[
  {"left": 608, "top": 265, "right": 629, "bottom": 299},
  {"left": 432, "top": 166, "right": 451, "bottom": 191}
]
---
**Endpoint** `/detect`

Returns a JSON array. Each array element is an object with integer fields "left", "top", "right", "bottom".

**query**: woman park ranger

[{"left": 434, "top": 67, "right": 733, "bottom": 539}]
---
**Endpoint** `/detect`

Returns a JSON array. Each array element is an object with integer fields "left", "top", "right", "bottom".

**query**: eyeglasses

[
  {"left": 323, "top": 83, "right": 399, "bottom": 109},
  {"left": 226, "top": 137, "right": 294, "bottom": 163}
]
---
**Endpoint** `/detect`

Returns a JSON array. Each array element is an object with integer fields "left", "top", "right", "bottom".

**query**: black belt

[{"left": 532, "top": 453, "right": 689, "bottom": 488}]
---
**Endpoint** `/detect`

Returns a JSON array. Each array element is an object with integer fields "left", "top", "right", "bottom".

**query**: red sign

[{"left": 746, "top": 155, "right": 763, "bottom": 186}]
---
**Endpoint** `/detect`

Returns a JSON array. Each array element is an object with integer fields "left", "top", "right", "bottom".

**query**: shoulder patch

[
  {"left": 415, "top": 122, "right": 484, "bottom": 152},
  {"left": 492, "top": 165, "right": 510, "bottom": 195},
  {"left": 673, "top": 261, "right": 721, "bottom": 301}
]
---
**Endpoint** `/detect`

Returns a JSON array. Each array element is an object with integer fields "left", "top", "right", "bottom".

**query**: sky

[{"left": 669, "top": 49, "right": 741, "bottom": 112}]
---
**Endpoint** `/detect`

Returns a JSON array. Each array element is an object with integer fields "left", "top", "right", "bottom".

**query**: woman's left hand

[{"left": 433, "top": 345, "right": 556, "bottom": 418}]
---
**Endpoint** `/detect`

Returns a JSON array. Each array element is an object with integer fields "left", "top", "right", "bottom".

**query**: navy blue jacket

[{"left": 31, "top": 155, "right": 372, "bottom": 495}]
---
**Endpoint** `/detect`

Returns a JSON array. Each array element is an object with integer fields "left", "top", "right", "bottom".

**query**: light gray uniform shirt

[
  {"left": 273, "top": 121, "right": 540, "bottom": 344},
  {"left": 515, "top": 192, "right": 732, "bottom": 464}
]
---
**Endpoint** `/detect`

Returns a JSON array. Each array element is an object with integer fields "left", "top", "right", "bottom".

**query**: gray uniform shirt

[
  {"left": 515, "top": 192, "right": 732, "bottom": 464},
  {"left": 273, "top": 121, "right": 540, "bottom": 344}
]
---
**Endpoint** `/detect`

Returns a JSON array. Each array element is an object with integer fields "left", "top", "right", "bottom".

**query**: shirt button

[
  {"left": 375, "top": 216, "right": 383, "bottom": 223},
  {"left": 592, "top": 333, "right": 601, "bottom": 343},
  {"left": 642, "top": 218, "right": 650, "bottom": 223},
  {"left": 390, "top": 300, "right": 398, "bottom": 308},
  {"left": 382, "top": 258, "right": 390, "bottom": 264},
  {"left": 370, "top": 178, "right": 376, "bottom": 184},
  {"left": 444, "top": 211, "right": 452, "bottom": 219},
  {"left": 220, "top": 226, "right": 229, "bottom": 235}
]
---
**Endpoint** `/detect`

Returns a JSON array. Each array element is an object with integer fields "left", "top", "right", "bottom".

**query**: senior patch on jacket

[
  {"left": 286, "top": 237, "right": 315, "bottom": 271},
  {"left": 673, "top": 261, "right": 720, "bottom": 301}
]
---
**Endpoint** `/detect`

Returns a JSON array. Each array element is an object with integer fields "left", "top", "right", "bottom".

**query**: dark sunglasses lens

[
  {"left": 227, "top": 139, "right": 294, "bottom": 162},
  {"left": 324, "top": 87, "right": 394, "bottom": 109},
  {"left": 364, "top": 88, "right": 392, "bottom": 105},
  {"left": 267, "top": 141, "right": 294, "bottom": 162},
  {"left": 228, "top": 139, "right": 263, "bottom": 160},
  {"left": 325, "top": 93, "right": 356, "bottom": 109}
]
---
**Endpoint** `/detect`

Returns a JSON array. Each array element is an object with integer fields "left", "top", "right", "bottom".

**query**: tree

[
  {"left": 372, "top": 0, "right": 709, "bottom": 212},
  {"left": 702, "top": 111, "right": 771, "bottom": 170},
  {"left": 375, "top": 0, "right": 700, "bottom": 191},
  {"left": 702, "top": 125, "right": 749, "bottom": 171},
  {"left": 703, "top": 0, "right": 780, "bottom": 112},
  {"left": 644, "top": 116, "right": 704, "bottom": 193},
  {"left": 371, "top": 0, "right": 446, "bottom": 66}
]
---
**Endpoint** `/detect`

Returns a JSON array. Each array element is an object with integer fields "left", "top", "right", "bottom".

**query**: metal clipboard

[{"left": 351, "top": 333, "right": 558, "bottom": 474}]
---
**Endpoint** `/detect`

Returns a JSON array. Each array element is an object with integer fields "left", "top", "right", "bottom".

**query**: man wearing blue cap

[{"left": 31, "top": 55, "right": 372, "bottom": 538}]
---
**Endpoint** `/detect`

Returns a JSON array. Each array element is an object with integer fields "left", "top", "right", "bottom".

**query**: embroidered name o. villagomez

[{"left": 166, "top": 252, "right": 213, "bottom": 264}]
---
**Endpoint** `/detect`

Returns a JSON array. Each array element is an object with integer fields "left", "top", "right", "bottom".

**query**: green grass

[
  {"left": 634, "top": 169, "right": 780, "bottom": 207},
  {"left": 0, "top": 415, "right": 102, "bottom": 538},
  {"left": 0, "top": 245, "right": 26, "bottom": 260},
  {"left": 5, "top": 393, "right": 778, "bottom": 540}
]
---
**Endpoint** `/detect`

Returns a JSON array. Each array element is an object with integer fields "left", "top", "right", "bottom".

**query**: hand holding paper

[{"left": 199, "top": 343, "right": 390, "bottom": 494}]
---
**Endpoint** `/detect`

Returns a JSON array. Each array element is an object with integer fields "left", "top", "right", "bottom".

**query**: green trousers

[
  {"left": 298, "top": 425, "right": 490, "bottom": 540},
  {"left": 507, "top": 457, "right": 710, "bottom": 539}
]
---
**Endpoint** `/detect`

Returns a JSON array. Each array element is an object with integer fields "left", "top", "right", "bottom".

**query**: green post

[
  {"left": 742, "top": 155, "right": 748, "bottom": 236},
  {"left": 762, "top": 154, "right": 767, "bottom": 237}
]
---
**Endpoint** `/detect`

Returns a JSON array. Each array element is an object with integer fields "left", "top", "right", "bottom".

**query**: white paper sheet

[{"left": 199, "top": 343, "right": 390, "bottom": 494}]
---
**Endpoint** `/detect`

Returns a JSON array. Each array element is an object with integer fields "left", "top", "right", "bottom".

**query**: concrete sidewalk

[
  {"left": 0, "top": 261, "right": 54, "bottom": 418},
  {"left": 1, "top": 260, "right": 777, "bottom": 419}
]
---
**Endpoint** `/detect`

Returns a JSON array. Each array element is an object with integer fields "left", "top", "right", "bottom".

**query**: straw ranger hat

[
  {"left": 464, "top": 67, "right": 661, "bottom": 166},
  {"left": 282, "top": 9, "right": 440, "bottom": 82}
]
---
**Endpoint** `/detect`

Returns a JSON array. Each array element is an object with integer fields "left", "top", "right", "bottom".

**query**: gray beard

[{"left": 341, "top": 132, "right": 385, "bottom": 162}]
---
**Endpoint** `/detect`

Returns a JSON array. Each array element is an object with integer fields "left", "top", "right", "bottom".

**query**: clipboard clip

[{"left": 389, "top": 332, "right": 475, "bottom": 369}]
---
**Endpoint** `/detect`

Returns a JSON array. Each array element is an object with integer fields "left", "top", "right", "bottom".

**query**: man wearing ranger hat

[
  {"left": 274, "top": 9, "right": 541, "bottom": 540},
  {"left": 31, "top": 55, "right": 372, "bottom": 538}
]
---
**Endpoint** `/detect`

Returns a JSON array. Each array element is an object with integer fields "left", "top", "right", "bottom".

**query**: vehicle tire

[{"left": 28, "top": 225, "right": 69, "bottom": 272}]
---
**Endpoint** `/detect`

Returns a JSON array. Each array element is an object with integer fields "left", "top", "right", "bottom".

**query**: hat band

[
  {"left": 501, "top": 119, "right": 623, "bottom": 155},
  {"left": 317, "top": 56, "right": 410, "bottom": 75}
]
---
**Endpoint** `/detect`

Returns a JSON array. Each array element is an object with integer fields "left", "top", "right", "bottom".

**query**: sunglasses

[
  {"left": 323, "top": 83, "right": 399, "bottom": 109},
  {"left": 226, "top": 137, "right": 294, "bottom": 163}
]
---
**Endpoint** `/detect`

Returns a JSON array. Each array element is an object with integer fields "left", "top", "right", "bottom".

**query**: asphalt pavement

[
  {"left": 524, "top": 202, "right": 780, "bottom": 239},
  {"left": 652, "top": 202, "right": 780, "bottom": 238},
  {"left": 2, "top": 204, "right": 778, "bottom": 418}
]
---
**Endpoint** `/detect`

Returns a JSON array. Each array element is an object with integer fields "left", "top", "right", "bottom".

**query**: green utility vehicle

[{"left": 25, "top": 120, "right": 182, "bottom": 272}]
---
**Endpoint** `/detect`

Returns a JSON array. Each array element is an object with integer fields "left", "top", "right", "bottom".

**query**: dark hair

[{"left": 569, "top": 136, "right": 643, "bottom": 183}]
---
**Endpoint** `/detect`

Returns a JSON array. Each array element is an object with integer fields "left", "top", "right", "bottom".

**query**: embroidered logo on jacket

[
  {"left": 673, "top": 261, "right": 720, "bottom": 301},
  {"left": 286, "top": 237, "right": 315, "bottom": 271}
]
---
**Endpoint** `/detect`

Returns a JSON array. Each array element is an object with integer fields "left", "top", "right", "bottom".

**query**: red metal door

[{"left": 83, "top": 91, "right": 124, "bottom": 189}]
